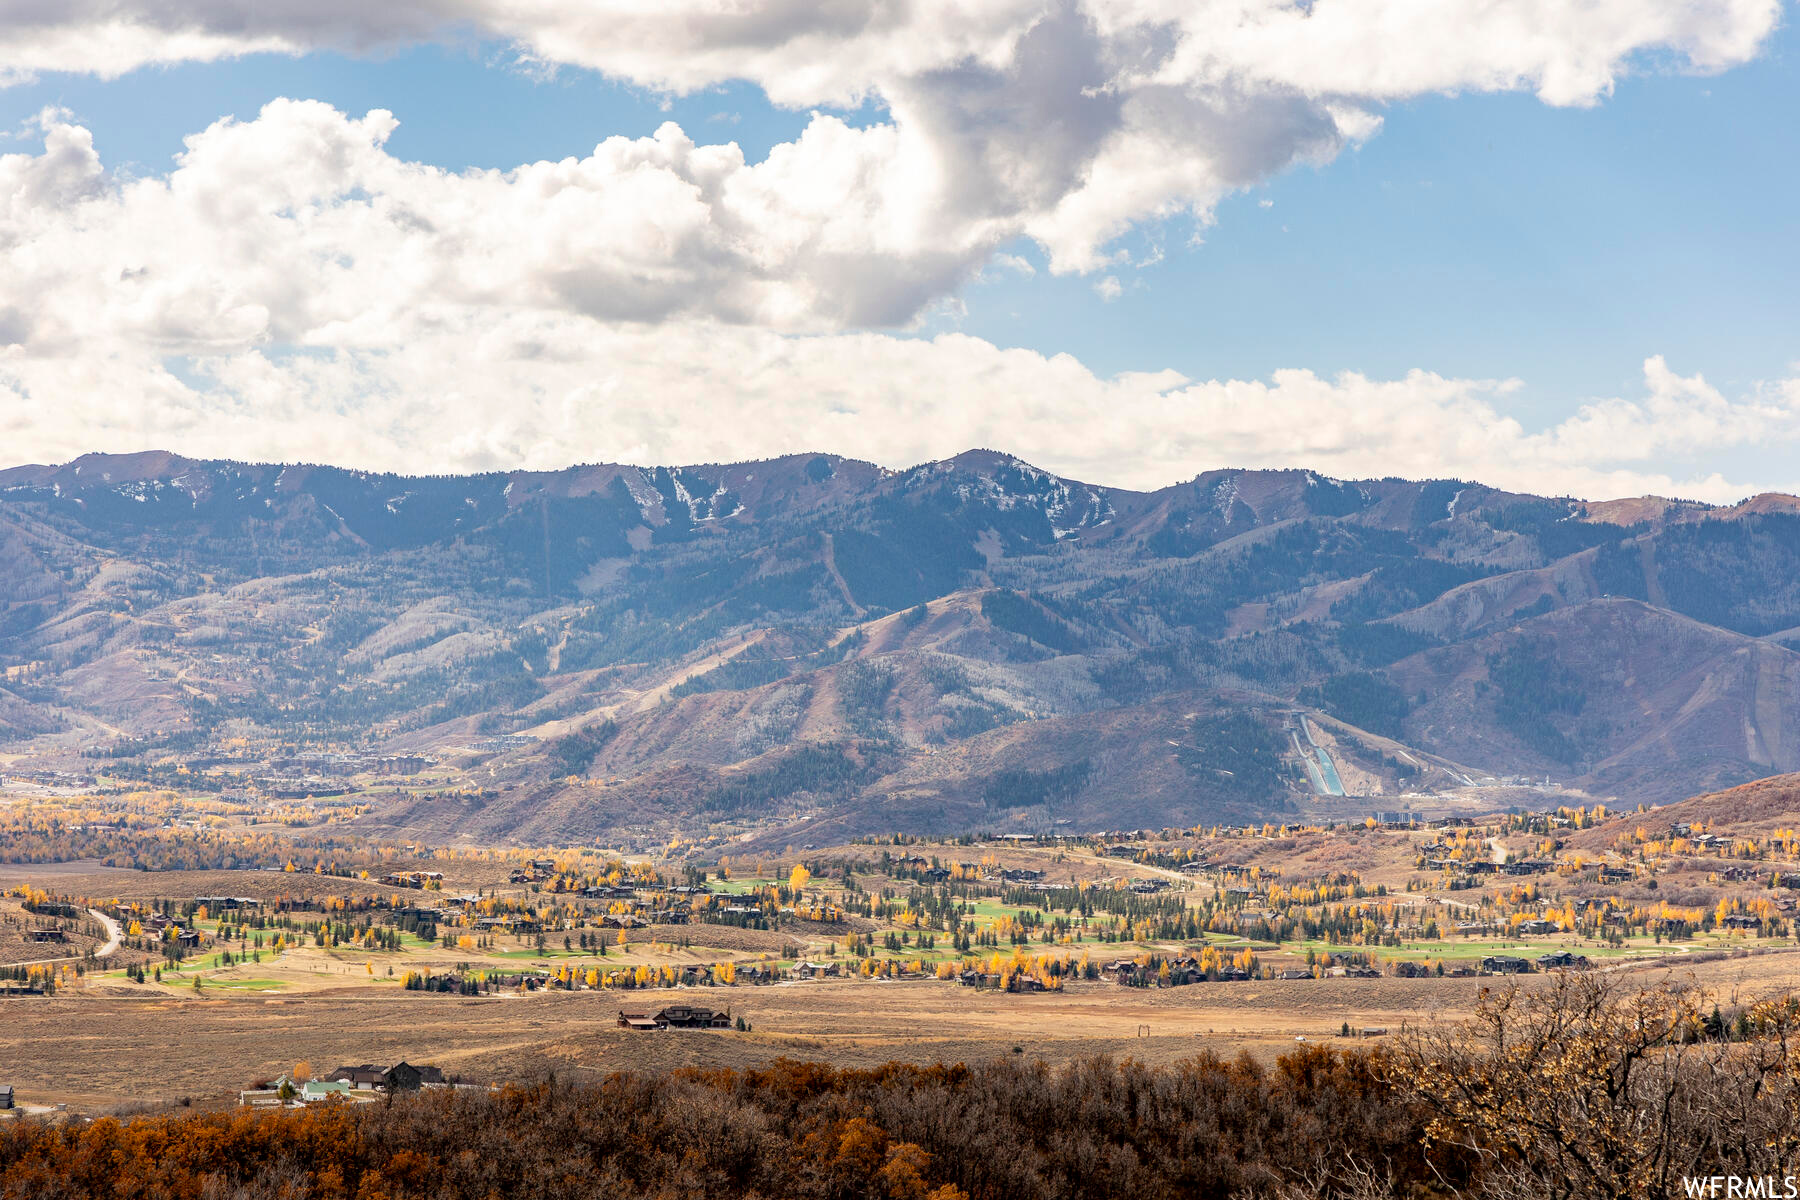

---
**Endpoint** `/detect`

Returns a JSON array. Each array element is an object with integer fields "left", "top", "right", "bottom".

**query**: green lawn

[
  {"left": 710, "top": 877, "right": 778, "bottom": 895},
  {"left": 206, "top": 978, "right": 288, "bottom": 992},
  {"left": 491, "top": 947, "right": 613, "bottom": 959}
]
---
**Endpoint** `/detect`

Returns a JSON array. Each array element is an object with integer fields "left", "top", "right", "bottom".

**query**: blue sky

[{"left": 1, "top": 2, "right": 1795, "bottom": 499}]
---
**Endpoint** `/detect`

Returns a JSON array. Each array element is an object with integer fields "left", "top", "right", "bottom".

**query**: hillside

[
  {"left": 1571, "top": 771, "right": 1800, "bottom": 850},
  {"left": 5, "top": 448, "right": 1800, "bottom": 844}
]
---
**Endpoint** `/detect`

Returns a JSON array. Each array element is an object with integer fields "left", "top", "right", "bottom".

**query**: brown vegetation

[{"left": 4, "top": 978, "right": 1798, "bottom": 1199}]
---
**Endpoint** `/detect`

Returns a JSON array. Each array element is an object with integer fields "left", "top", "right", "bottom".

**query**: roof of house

[{"left": 328, "top": 1064, "right": 389, "bottom": 1083}]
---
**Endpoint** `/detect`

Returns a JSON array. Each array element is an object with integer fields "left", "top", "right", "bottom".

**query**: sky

[{"left": 0, "top": 1, "right": 1796, "bottom": 502}]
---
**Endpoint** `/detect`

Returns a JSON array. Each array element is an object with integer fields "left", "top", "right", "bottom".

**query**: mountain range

[{"left": 4, "top": 448, "right": 1800, "bottom": 845}]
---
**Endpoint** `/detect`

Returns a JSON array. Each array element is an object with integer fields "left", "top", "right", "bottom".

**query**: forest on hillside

[{"left": 2, "top": 980, "right": 1797, "bottom": 1200}]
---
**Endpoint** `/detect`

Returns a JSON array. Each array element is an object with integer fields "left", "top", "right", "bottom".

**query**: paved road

[{"left": 11, "top": 907, "right": 122, "bottom": 968}]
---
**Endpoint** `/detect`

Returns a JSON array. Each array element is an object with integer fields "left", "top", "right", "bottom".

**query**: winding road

[{"left": 12, "top": 907, "right": 122, "bottom": 968}]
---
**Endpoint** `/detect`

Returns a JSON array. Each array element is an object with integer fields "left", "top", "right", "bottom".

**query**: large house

[
  {"left": 617, "top": 1006, "right": 733, "bottom": 1030},
  {"left": 325, "top": 1062, "right": 448, "bottom": 1091},
  {"left": 1536, "top": 950, "right": 1590, "bottom": 970}
]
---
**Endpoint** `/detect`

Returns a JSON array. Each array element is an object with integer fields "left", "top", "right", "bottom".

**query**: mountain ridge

[{"left": 6, "top": 447, "right": 1800, "bottom": 846}]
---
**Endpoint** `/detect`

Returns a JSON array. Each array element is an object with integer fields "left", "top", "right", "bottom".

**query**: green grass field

[{"left": 205, "top": 978, "right": 288, "bottom": 992}]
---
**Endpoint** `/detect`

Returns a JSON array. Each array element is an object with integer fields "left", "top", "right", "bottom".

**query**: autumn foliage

[
  {"left": 4, "top": 979, "right": 1799, "bottom": 1199},
  {"left": 0, "top": 1052, "right": 1435, "bottom": 1199}
]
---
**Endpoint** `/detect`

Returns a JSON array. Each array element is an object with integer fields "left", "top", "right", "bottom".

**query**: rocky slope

[{"left": 4, "top": 448, "right": 1800, "bottom": 840}]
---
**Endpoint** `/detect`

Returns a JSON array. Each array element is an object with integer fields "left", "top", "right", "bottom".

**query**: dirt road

[{"left": 13, "top": 907, "right": 122, "bottom": 968}]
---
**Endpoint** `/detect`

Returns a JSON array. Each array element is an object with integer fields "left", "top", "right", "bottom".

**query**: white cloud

[
  {"left": 5, "top": 300, "right": 1798, "bottom": 503},
  {"left": 0, "top": 2, "right": 1789, "bottom": 501},
  {"left": 0, "top": 1, "right": 1780, "bottom": 277},
  {"left": 0, "top": 101, "right": 998, "bottom": 339}
]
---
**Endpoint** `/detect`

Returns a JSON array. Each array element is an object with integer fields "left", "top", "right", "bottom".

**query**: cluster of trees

[
  {"left": 544, "top": 720, "right": 619, "bottom": 777},
  {"left": 1485, "top": 637, "right": 1595, "bottom": 764},
  {"left": 1297, "top": 671, "right": 1413, "bottom": 739},
  {"left": 698, "top": 742, "right": 880, "bottom": 816},
  {"left": 1175, "top": 713, "right": 1293, "bottom": 803}
]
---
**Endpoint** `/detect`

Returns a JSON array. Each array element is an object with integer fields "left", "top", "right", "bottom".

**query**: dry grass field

[
  {"left": 0, "top": 972, "right": 1493, "bottom": 1110},
  {"left": 7, "top": 943, "right": 1795, "bottom": 1114}
]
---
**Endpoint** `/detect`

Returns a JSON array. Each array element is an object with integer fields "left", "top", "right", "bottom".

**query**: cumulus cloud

[
  {"left": 5, "top": 302, "right": 1799, "bottom": 502},
  {"left": 0, "top": 1, "right": 1782, "bottom": 276},
  {"left": 0, "top": 2, "right": 1789, "bottom": 500},
  {"left": 0, "top": 101, "right": 992, "bottom": 338}
]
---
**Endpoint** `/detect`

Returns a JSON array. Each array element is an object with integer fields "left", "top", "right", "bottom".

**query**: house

[
  {"left": 1536, "top": 951, "right": 1588, "bottom": 970},
  {"left": 1516, "top": 919, "right": 1560, "bottom": 936},
  {"left": 384, "top": 1062, "right": 445, "bottom": 1091},
  {"left": 1481, "top": 955, "right": 1533, "bottom": 974},
  {"left": 394, "top": 906, "right": 449, "bottom": 923},
  {"left": 655, "top": 1005, "right": 731, "bottom": 1029},
  {"left": 301, "top": 1080, "right": 353, "bottom": 1103},
  {"left": 381, "top": 871, "right": 445, "bottom": 889},
  {"left": 1721, "top": 914, "right": 1762, "bottom": 930},
  {"left": 173, "top": 929, "right": 203, "bottom": 949},
  {"left": 0, "top": 1085, "right": 12, "bottom": 1110},
  {"left": 1393, "top": 961, "right": 1432, "bottom": 979},
  {"left": 920, "top": 868, "right": 951, "bottom": 883},
  {"left": 618, "top": 1011, "right": 663, "bottom": 1031},
  {"left": 326, "top": 1064, "right": 390, "bottom": 1090},
  {"left": 25, "top": 929, "right": 67, "bottom": 943},
  {"left": 601, "top": 913, "right": 650, "bottom": 929},
  {"left": 1000, "top": 868, "right": 1044, "bottom": 883}
]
